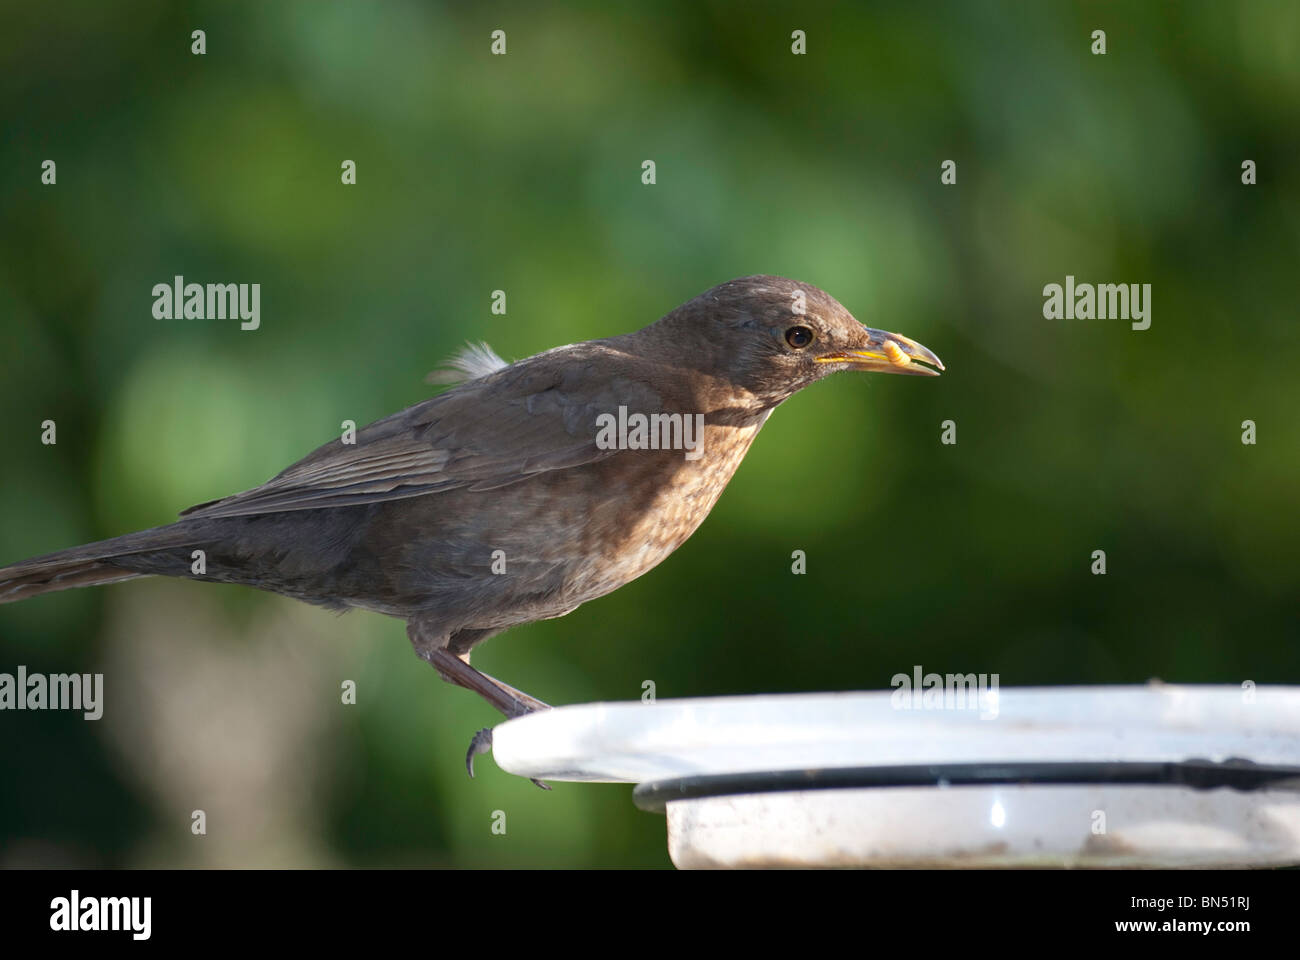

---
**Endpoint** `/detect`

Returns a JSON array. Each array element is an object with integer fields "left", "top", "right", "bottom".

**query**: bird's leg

[
  {"left": 406, "top": 624, "right": 552, "bottom": 787},
  {"left": 420, "top": 650, "right": 552, "bottom": 788},
  {"left": 449, "top": 662, "right": 553, "bottom": 789},
  {"left": 421, "top": 647, "right": 551, "bottom": 719}
]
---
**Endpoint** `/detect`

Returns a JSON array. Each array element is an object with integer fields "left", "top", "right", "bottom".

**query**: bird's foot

[
  {"left": 465, "top": 726, "right": 550, "bottom": 790},
  {"left": 411, "top": 645, "right": 553, "bottom": 788}
]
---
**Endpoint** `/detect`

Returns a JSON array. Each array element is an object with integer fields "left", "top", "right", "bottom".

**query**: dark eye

[{"left": 785, "top": 325, "right": 814, "bottom": 349}]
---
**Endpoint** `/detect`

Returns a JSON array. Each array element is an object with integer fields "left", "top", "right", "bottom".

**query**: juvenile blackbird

[{"left": 0, "top": 276, "right": 942, "bottom": 772}]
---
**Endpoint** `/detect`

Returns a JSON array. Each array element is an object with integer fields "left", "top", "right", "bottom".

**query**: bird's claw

[
  {"left": 464, "top": 726, "right": 550, "bottom": 790},
  {"left": 466, "top": 727, "right": 494, "bottom": 778}
]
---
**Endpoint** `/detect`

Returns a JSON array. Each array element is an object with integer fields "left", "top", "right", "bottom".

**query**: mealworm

[{"left": 883, "top": 340, "right": 911, "bottom": 367}]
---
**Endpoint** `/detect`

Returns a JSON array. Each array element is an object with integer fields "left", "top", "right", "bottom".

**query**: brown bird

[{"left": 0, "top": 276, "right": 942, "bottom": 773}]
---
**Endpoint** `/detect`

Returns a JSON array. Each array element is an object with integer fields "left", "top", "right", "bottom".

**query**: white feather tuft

[{"left": 425, "top": 341, "right": 509, "bottom": 385}]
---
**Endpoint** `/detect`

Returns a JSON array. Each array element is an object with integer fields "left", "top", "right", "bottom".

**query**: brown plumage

[{"left": 0, "top": 276, "right": 942, "bottom": 770}]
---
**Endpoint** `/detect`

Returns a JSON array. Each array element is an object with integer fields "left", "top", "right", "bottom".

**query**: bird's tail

[{"left": 0, "top": 523, "right": 198, "bottom": 605}]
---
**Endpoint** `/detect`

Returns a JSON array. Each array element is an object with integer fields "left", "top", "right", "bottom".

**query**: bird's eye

[{"left": 785, "top": 325, "right": 814, "bottom": 349}]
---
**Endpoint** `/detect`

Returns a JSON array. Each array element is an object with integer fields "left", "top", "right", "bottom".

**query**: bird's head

[{"left": 651, "top": 275, "right": 944, "bottom": 406}]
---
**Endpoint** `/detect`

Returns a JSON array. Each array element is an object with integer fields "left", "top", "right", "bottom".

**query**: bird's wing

[{"left": 180, "top": 344, "right": 659, "bottom": 520}]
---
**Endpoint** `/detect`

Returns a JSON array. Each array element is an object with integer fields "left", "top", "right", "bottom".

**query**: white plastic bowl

[{"left": 492, "top": 685, "right": 1300, "bottom": 868}]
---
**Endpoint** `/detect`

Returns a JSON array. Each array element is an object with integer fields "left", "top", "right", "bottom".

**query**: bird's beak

[{"left": 816, "top": 327, "right": 945, "bottom": 377}]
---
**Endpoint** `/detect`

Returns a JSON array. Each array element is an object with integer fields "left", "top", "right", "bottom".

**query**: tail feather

[
  {"left": 0, "top": 562, "right": 145, "bottom": 603},
  {"left": 0, "top": 523, "right": 197, "bottom": 605}
]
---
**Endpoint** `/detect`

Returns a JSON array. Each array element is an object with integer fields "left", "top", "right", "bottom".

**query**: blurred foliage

[{"left": 0, "top": 0, "right": 1297, "bottom": 867}]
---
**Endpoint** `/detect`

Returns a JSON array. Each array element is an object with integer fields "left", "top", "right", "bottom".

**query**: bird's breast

[{"left": 563, "top": 412, "right": 771, "bottom": 602}]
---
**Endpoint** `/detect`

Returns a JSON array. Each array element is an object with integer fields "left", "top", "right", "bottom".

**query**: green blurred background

[{"left": 1, "top": 0, "right": 1297, "bottom": 867}]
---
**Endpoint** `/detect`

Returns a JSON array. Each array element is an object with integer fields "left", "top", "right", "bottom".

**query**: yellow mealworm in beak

[{"left": 883, "top": 340, "right": 912, "bottom": 367}]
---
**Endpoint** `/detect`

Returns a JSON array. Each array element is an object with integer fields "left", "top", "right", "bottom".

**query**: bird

[{"left": 0, "top": 275, "right": 942, "bottom": 776}]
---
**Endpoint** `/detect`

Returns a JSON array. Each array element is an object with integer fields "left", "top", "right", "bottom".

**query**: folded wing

[{"left": 181, "top": 343, "right": 659, "bottom": 520}]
